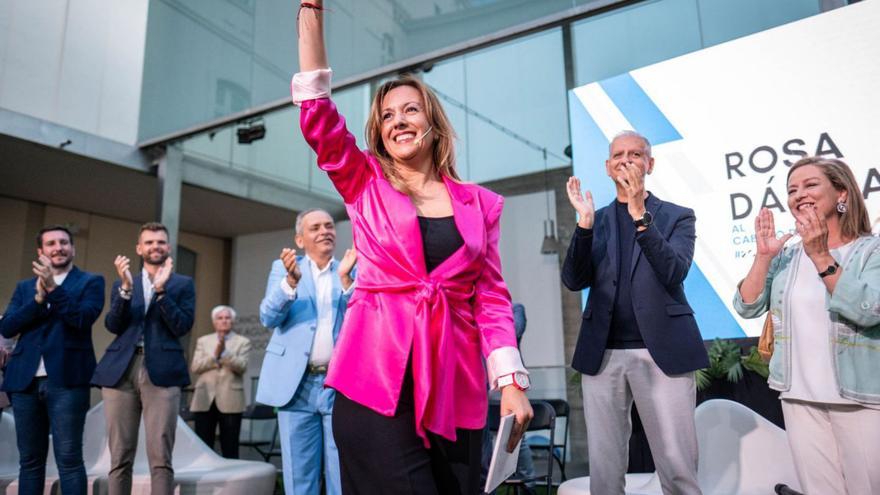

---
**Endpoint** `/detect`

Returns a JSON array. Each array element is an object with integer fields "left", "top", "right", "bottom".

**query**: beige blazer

[{"left": 189, "top": 332, "right": 251, "bottom": 414}]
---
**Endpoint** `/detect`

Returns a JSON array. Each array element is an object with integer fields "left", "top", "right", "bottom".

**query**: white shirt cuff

[
  {"left": 280, "top": 278, "right": 298, "bottom": 299},
  {"left": 291, "top": 68, "right": 332, "bottom": 106},
  {"left": 342, "top": 279, "right": 356, "bottom": 295},
  {"left": 487, "top": 346, "right": 528, "bottom": 390}
]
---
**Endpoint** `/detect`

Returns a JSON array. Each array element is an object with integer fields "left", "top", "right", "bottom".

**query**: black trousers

[
  {"left": 332, "top": 369, "right": 483, "bottom": 495},
  {"left": 193, "top": 401, "right": 243, "bottom": 459}
]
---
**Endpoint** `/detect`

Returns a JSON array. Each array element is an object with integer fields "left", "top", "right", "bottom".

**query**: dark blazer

[
  {"left": 562, "top": 194, "right": 709, "bottom": 376},
  {"left": 92, "top": 272, "right": 195, "bottom": 388},
  {"left": 0, "top": 267, "right": 105, "bottom": 392}
]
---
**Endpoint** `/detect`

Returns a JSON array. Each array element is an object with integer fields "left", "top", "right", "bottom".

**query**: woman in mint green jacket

[{"left": 733, "top": 157, "right": 880, "bottom": 495}]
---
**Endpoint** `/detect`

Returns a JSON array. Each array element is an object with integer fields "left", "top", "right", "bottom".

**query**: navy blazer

[
  {"left": 562, "top": 194, "right": 709, "bottom": 375},
  {"left": 92, "top": 272, "right": 195, "bottom": 388},
  {"left": 0, "top": 267, "right": 105, "bottom": 392}
]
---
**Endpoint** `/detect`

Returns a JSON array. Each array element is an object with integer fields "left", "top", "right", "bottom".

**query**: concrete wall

[
  {"left": 0, "top": 196, "right": 229, "bottom": 405},
  {"left": 0, "top": 0, "right": 148, "bottom": 145},
  {"left": 497, "top": 191, "right": 567, "bottom": 399}
]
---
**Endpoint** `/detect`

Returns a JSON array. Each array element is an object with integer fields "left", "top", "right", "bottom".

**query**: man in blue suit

[
  {"left": 1, "top": 225, "right": 105, "bottom": 494},
  {"left": 257, "top": 209, "right": 355, "bottom": 495},
  {"left": 562, "top": 131, "right": 709, "bottom": 495},
  {"left": 92, "top": 222, "right": 195, "bottom": 495}
]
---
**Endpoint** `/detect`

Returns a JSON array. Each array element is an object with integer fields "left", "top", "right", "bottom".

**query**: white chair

[
  {"left": 2, "top": 402, "right": 277, "bottom": 494},
  {"left": 558, "top": 399, "right": 802, "bottom": 495},
  {"left": 0, "top": 411, "right": 20, "bottom": 492}
]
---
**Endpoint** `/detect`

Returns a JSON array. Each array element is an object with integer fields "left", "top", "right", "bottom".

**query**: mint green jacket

[{"left": 733, "top": 235, "right": 880, "bottom": 404}]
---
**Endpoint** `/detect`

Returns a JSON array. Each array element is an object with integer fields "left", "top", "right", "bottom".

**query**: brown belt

[{"left": 307, "top": 364, "right": 328, "bottom": 375}]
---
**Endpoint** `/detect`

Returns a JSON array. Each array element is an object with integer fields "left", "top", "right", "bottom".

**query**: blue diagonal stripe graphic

[
  {"left": 567, "top": 91, "right": 615, "bottom": 206},
  {"left": 685, "top": 265, "right": 746, "bottom": 339},
  {"left": 599, "top": 73, "right": 682, "bottom": 145},
  {"left": 568, "top": 83, "right": 746, "bottom": 340}
]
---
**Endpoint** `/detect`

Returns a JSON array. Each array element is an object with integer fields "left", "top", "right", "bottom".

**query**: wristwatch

[
  {"left": 633, "top": 211, "right": 654, "bottom": 228},
  {"left": 497, "top": 372, "right": 530, "bottom": 391},
  {"left": 818, "top": 261, "right": 840, "bottom": 278}
]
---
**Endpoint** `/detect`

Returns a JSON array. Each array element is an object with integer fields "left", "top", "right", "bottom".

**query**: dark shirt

[
  {"left": 608, "top": 200, "right": 646, "bottom": 349},
  {"left": 418, "top": 216, "right": 464, "bottom": 273}
]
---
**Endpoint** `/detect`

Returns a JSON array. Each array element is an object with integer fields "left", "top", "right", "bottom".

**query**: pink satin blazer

[{"left": 300, "top": 97, "right": 519, "bottom": 445}]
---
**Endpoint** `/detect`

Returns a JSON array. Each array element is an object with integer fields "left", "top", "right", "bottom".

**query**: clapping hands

[
  {"left": 338, "top": 248, "right": 357, "bottom": 290},
  {"left": 280, "top": 248, "right": 302, "bottom": 288},
  {"left": 32, "top": 255, "right": 56, "bottom": 303},
  {"left": 754, "top": 208, "right": 793, "bottom": 260},
  {"left": 566, "top": 177, "right": 595, "bottom": 229},
  {"left": 114, "top": 255, "right": 134, "bottom": 290}
]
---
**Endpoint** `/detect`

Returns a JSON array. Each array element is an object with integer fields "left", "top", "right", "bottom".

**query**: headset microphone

[{"left": 414, "top": 126, "right": 433, "bottom": 146}]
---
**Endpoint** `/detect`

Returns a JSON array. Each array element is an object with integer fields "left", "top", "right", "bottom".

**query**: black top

[
  {"left": 418, "top": 216, "right": 463, "bottom": 273},
  {"left": 607, "top": 200, "right": 646, "bottom": 349}
]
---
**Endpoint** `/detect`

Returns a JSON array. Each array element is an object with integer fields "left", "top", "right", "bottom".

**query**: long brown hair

[
  {"left": 787, "top": 157, "right": 871, "bottom": 241},
  {"left": 365, "top": 75, "right": 459, "bottom": 192}
]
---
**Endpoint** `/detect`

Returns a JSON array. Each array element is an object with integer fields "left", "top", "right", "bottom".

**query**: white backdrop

[{"left": 569, "top": 1, "right": 880, "bottom": 338}]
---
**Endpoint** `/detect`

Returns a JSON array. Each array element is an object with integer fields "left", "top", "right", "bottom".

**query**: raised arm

[
  {"left": 298, "top": 1, "right": 328, "bottom": 72},
  {"left": 561, "top": 176, "right": 596, "bottom": 291},
  {"left": 739, "top": 209, "right": 791, "bottom": 304},
  {"left": 294, "top": 2, "right": 374, "bottom": 203},
  {"left": 260, "top": 259, "right": 297, "bottom": 329}
]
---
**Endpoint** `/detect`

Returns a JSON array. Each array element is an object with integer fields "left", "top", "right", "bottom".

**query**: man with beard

[
  {"left": 1, "top": 225, "right": 105, "bottom": 494},
  {"left": 257, "top": 209, "right": 355, "bottom": 495},
  {"left": 92, "top": 222, "right": 195, "bottom": 495}
]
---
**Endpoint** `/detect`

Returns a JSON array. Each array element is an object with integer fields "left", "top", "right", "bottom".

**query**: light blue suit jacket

[{"left": 255, "top": 257, "right": 350, "bottom": 407}]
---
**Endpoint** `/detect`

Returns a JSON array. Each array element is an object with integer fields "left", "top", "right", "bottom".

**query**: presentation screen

[{"left": 568, "top": 2, "right": 880, "bottom": 339}]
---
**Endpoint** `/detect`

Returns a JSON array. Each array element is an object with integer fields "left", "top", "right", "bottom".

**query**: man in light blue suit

[{"left": 257, "top": 209, "right": 355, "bottom": 495}]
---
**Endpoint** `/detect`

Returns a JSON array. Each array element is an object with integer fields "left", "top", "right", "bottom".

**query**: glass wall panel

[
  {"left": 140, "top": 0, "right": 608, "bottom": 140},
  {"left": 571, "top": 0, "right": 821, "bottom": 86},
  {"left": 180, "top": 83, "right": 370, "bottom": 196},
  {"left": 571, "top": 0, "right": 703, "bottom": 87},
  {"left": 424, "top": 29, "right": 569, "bottom": 183},
  {"left": 697, "top": 0, "right": 820, "bottom": 47}
]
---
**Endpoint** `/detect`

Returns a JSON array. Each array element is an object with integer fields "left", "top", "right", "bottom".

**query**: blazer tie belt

[{"left": 358, "top": 277, "right": 475, "bottom": 446}]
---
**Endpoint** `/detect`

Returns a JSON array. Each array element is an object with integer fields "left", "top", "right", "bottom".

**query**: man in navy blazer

[
  {"left": 256, "top": 209, "right": 355, "bottom": 495},
  {"left": 1, "top": 225, "right": 105, "bottom": 494},
  {"left": 562, "top": 131, "right": 708, "bottom": 495},
  {"left": 92, "top": 222, "right": 195, "bottom": 495}
]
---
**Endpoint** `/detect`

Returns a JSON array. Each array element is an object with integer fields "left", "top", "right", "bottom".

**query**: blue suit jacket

[
  {"left": 0, "top": 267, "right": 105, "bottom": 392},
  {"left": 256, "top": 257, "right": 350, "bottom": 407},
  {"left": 562, "top": 194, "right": 709, "bottom": 375},
  {"left": 92, "top": 272, "right": 195, "bottom": 388}
]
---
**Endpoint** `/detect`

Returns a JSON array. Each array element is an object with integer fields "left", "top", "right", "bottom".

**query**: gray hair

[
  {"left": 295, "top": 208, "right": 332, "bottom": 235},
  {"left": 609, "top": 130, "right": 652, "bottom": 157},
  {"left": 211, "top": 305, "right": 237, "bottom": 322}
]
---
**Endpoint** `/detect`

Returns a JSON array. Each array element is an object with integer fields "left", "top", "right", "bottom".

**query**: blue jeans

[
  {"left": 11, "top": 377, "right": 90, "bottom": 495},
  {"left": 278, "top": 372, "right": 340, "bottom": 495}
]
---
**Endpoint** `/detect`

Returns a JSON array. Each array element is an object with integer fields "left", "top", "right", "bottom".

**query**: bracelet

[{"left": 297, "top": 2, "right": 328, "bottom": 37}]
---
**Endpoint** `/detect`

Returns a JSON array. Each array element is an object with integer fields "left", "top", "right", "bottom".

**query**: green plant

[
  {"left": 696, "top": 338, "right": 743, "bottom": 391},
  {"left": 741, "top": 345, "right": 770, "bottom": 379},
  {"left": 696, "top": 339, "right": 772, "bottom": 391}
]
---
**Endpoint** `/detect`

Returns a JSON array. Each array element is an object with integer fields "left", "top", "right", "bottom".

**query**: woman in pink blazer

[{"left": 294, "top": 2, "right": 532, "bottom": 493}]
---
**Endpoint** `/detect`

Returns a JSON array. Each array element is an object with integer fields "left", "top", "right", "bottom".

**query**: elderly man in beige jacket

[{"left": 190, "top": 305, "right": 251, "bottom": 458}]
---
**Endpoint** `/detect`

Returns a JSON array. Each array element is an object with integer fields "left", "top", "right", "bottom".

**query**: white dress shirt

[
  {"left": 142, "top": 270, "right": 155, "bottom": 313},
  {"left": 280, "top": 256, "right": 353, "bottom": 367}
]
